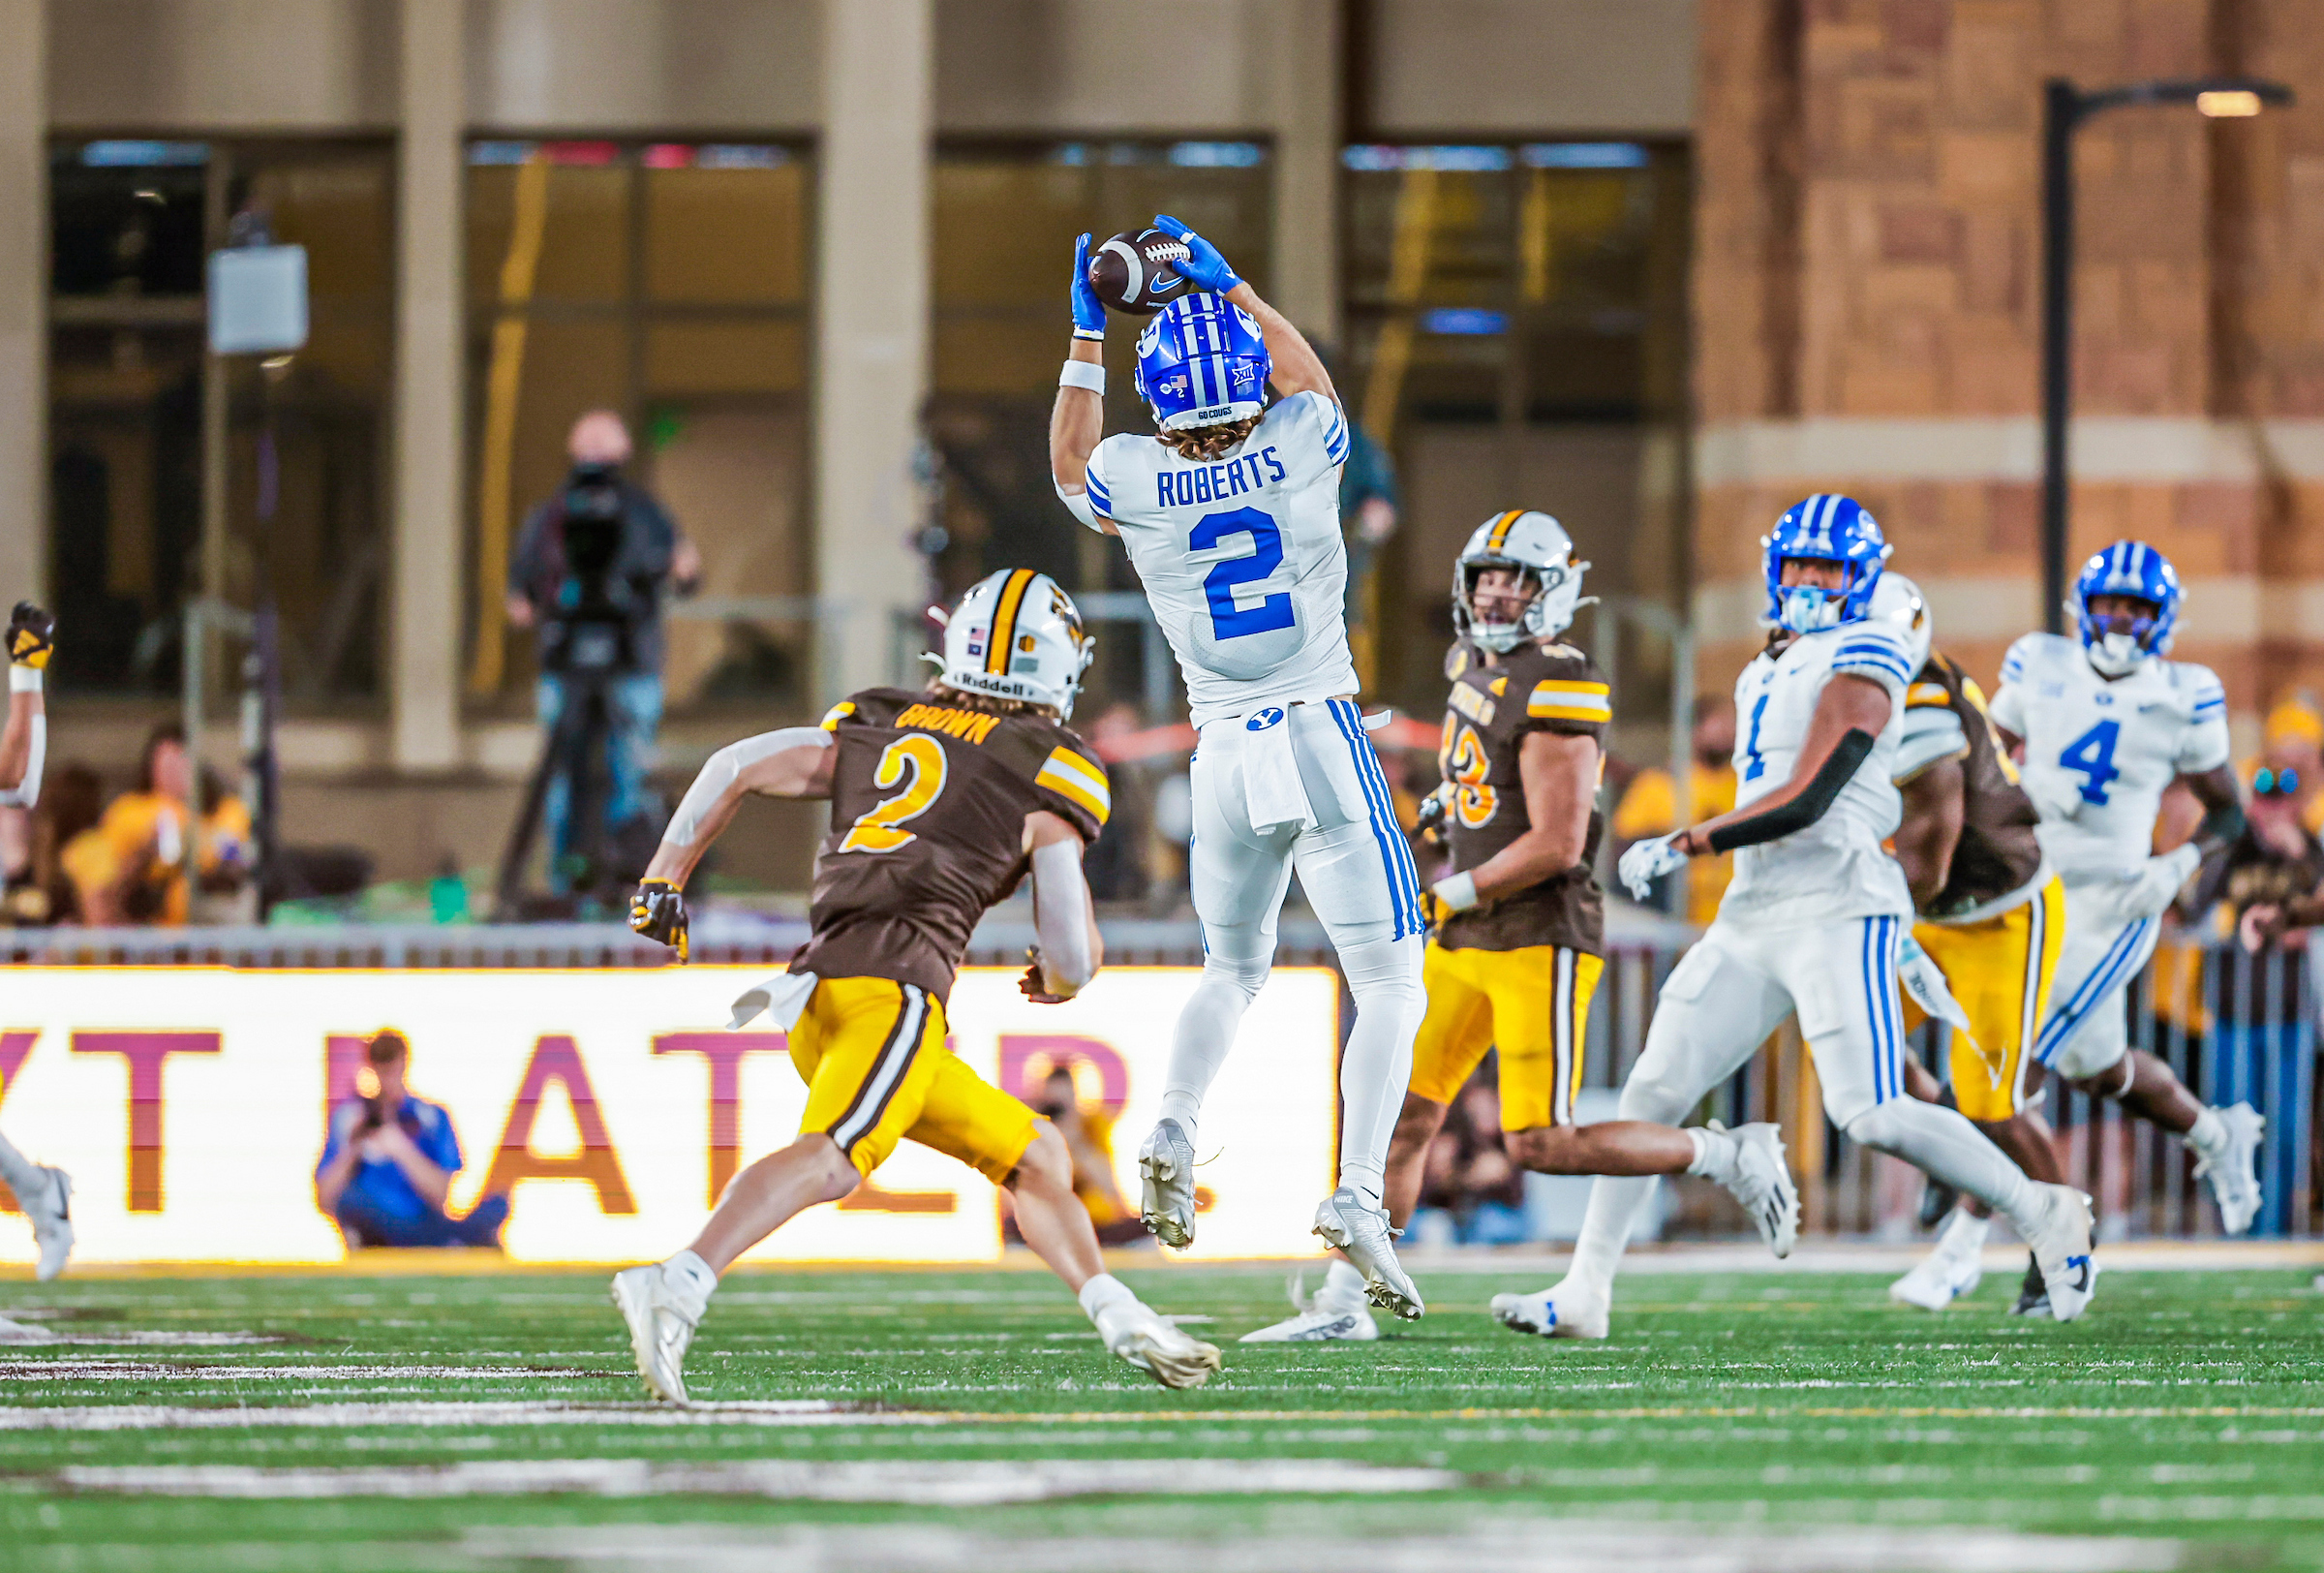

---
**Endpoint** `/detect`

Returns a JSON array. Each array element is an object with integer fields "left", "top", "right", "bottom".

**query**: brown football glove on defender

[
  {"left": 630, "top": 878, "right": 689, "bottom": 963},
  {"left": 7, "top": 603, "right": 54, "bottom": 669}
]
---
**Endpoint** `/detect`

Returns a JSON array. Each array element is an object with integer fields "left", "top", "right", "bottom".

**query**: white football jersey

[
  {"left": 1986, "top": 632, "right": 2228, "bottom": 878},
  {"left": 1717, "top": 618, "right": 1915, "bottom": 927},
  {"left": 1085, "top": 390, "right": 1358, "bottom": 726}
]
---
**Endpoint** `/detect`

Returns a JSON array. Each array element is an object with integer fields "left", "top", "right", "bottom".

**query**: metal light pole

[{"left": 2039, "top": 76, "right": 2293, "bottom": 633}]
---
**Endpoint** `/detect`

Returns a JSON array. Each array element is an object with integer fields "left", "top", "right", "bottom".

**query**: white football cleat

[
  {"left": 1713, "top": 1121, "right": 1798, "bottom": 1258},
  {"left": 22, "top": 1167, "right": 72, "bottom": 1283},
  {"left": 2195, "top": 1102, "right": 2265, "bottom": 1237},
  {"left": 2017, "top": 1184, "right": 2099, "bottom": 1323},
  {"left": 1238, "top": 1276, "right": 1380, "bottom": 1343},
  {"left": 1888, "top": 1245, "right": 1983, "bottom": 1311},
  {"left": 610, "top": 1263, "right": 705, "bottom": 1405},
  {"left": 1490, "top": 1280, "right": 1608, "bottom": 1341},
  {"left": 1138, "top": 1118, "right": 1198, "bottom": 1249},
  {"left": 1311, "top": 1187, "right": 1422, "bottom": 1320},
  {"left": 1094, "top": 1300, "right": 1222, "bottom": 1389}
]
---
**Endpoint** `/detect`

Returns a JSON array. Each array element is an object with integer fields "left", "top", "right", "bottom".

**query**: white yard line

[
  {"left": 0, "top": 1363, "right": 590, "bottom": 1381},
  {"left": 55, "top": 1458, "right": 1459, "bottom": 1504},
  {"left": 0, "top": 1400, "right": 913, "bottom": 1432}
]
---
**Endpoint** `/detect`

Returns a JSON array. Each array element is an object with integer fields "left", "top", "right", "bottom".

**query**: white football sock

[
  {"left": 1685, "top": 1126, "right": 1740, "bottom": 1184},
  {"left": 1936, "top": 1208, "right": 1990, "bottom": 1257},
  {"left": 1332, "top": 934, "right": 1424, "bottom": 1201},
  {"left": 1846, "top": 1099, "right": 2031, "bottom": 1221},
  {"left": 1158, "top": 955, "right": 1269, "bottom": 1133},
  {"left": 2185, "top": 1104, "right": 2228, "bottom": 1159},
  {"left": 0, "top": 1128, "right": 45, "bottom": 1201},
  {"left": 1565, "top": 1174, "right": 1658, "bottom": 1298},
  {"left": 1320, "top": 1257, "right": 1369, "bottom": 1308},
  {"left": 661, "top": 1249, "right": 719, "bottom": 1306},
  {"left": 1077, "top": 1272, "right": 1138, "bottom": 1322}
]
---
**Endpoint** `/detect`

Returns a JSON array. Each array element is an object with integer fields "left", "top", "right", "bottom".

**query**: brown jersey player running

[
  {"left": 1870, "top": 573, "right": 2076, "bottom": 1315},
  {"left": 613, "top": 570, "right": 1220, "bottom": 1397},
  {"left": 1242, "top": 512, "right": 1798, "bottom": 1343}
]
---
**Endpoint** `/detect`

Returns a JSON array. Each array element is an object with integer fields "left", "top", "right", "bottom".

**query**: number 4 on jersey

[{"left": 2058, "top": 719, "right": 2121, "bottom": 805}]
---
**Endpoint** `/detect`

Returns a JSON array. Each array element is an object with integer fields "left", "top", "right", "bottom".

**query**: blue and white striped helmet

[
  {"left": 2073, "top": 540, "right": 2181, "bottom": 675},
  {"left": 1133, "top": 293, "right": 1271, "bottom": 432},
  {"left": 1762, "top": 494, "right": 1892, "bottom": 633}
]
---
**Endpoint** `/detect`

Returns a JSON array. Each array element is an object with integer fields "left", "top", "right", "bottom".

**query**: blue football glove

[
  {"left": 1616, "top": 833, "right": 1689, "bottom": 903},
  {"left": 1152, "top": 213, "right": 1242, "bottom": 294},
  {"left": 1070, "top": 232, "right": 1106, "bottom": 340}
]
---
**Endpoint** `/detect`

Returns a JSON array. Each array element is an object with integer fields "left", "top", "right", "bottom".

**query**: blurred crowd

[{"left": 0, "top": 721, "right": 249, "bottom": 929}]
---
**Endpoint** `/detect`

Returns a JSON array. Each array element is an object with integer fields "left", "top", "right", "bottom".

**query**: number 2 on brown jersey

[{"left": 838, "top": 734, "right": 950, "bottom": 853}]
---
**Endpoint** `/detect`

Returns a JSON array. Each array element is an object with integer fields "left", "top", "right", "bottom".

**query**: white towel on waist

[
  {"left": 729, "top": 971, "right": 819, "bottom": 1031},
  {"left": 1238, "top": 706, "right": 1315, "bottom": 833}
]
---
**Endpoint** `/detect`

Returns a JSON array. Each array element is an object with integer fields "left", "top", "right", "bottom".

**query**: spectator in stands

[
  {"left": 0, "top": 764, "right": 103, "bottom": 925},
  {"left": 1611, "top": 696, "right": 1738, "bottom": 924},
  {"left": 61, "top": 725, "right": 249, "bottom": 926},
  {"left": 1409, "top": 1071, "right": 1531, "bottom": 1247},
  {"left": 1024, "top": 1064, "right": 1145, "bottom": 1247},
  {"left": 2240, "top": 694, "right": 2324, "bottom": 835},
  {"left": 316, "top": 1031, "right": 507, "bottom": 1249}
]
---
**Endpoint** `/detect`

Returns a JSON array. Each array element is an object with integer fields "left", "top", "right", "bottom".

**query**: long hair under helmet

[
  {"left": 1451, "top": 509, "right": 1592, "bottom": 655},
  {"left": 1762, "top": 493, "right": 1891, "bottom": 633},
  {"left": 1133, "top": 293, "right": 1271, "bottom": 432},
  {"left": 933, "top": 570, "right": 1095, "bottom": 719}
]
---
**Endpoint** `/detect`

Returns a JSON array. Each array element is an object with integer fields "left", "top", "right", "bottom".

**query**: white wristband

[
  {"left": 9, "top": 666, "right": 40, "bottom": 693},
  {"left": 1059, "top": 359, "right": 1106, "bottom": 395},
  {"left": 1432, "top": 871, "right": 1480, "bottom": 911}
]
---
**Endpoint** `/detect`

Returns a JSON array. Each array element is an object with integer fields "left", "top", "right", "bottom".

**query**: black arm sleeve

[
  {"left": 1705, "top": 727, "right": 1878, "bottom": 854},
  {"left": 2197, "top": 795, "right": 2247, "bottom": 851}
]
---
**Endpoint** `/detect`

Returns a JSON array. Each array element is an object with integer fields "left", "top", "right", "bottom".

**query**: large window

[
  {"left": 1342, "top": 142, "right": 1691, "bottom": 725},
  {"left": 463, "top": 140, "right": 813, "bottom": 716},
  {"left": 48, "top": 139, "right": 395, "bottom": 702}
]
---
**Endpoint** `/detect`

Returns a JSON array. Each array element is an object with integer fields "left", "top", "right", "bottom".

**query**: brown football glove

[
  {"left": 7, "top": 603, "right": 53, "bottom": 670},
  {"left": 630, "top": 878, "right": 689, "bottom": 963}
]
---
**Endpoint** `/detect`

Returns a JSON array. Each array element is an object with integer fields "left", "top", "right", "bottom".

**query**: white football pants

[
  {"left": 2033, "top": 878, "right": 2161, "bottom": 1080},
  {"left": 1158, "top": 697, "right": 1424, "bottom": 1199}
]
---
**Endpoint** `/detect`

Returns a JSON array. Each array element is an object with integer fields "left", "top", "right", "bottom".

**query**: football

[{"left": 1087, "top": 228, "right": 1193, "bottom": 315}]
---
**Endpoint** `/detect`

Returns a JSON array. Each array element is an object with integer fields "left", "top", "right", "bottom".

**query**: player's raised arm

[
  {"left": 1151, "top": 214, "right": 1335, "bottom": 404},
  {"left": 629, "top": 725, "right": 837, "bottom": 959},
  {"left": 1049, "top": 233, "right": 1116, "bottom": 535},
  {"left": 0, "top": 602, "right": 52, "bottom": 807},
  {"left": 1020, "top": 809, "right": 1105, "bottom": 1003}
]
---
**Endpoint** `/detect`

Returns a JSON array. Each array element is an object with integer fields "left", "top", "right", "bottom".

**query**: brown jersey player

[
  {"left": 1243, "top": 512, "right": 1797, "bottom": 1344},
  {"left": 612, "top": 570, "right": 1218, "bottom": 1398},
  {"left": 1871, "top": 574, "right": 2075, "bottom": 1315}
]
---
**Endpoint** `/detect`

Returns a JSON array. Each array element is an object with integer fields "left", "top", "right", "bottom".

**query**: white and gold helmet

[
  {"left": 1870, "top": 571, "right": 1932, "bottom": 673},
  {"left": 935, "top": 569, "right": 1095, "bottom": 719},
  {"left": 1452, "top": 509, "right": 1591, "bottom": 654}
]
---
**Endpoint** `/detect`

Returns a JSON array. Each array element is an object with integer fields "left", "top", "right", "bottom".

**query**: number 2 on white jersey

[
  {"left": 838, "top": 734, "right": 948, "bottom": 853},
  {"left": 1191, "top": 507, "right": 1295, "bottom": 640}
]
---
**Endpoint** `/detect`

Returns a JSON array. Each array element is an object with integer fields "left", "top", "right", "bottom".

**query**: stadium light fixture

[{"left": 2040, "top": 77, "right": 2294, "bottom": 633}]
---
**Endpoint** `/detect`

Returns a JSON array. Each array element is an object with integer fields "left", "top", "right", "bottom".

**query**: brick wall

[{"left": 1693, "top": 0, "right": 2324, "bottom": 740}]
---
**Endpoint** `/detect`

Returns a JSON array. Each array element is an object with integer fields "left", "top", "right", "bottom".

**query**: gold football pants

[
  {"left": 1907, "top": 876, "right": 2066, "bottom": 1123},
  {"left": 1408, "top": 941, "right": 1603, "bottom": 1128}
]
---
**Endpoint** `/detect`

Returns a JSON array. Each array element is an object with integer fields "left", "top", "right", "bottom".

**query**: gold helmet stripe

[
  {"left": 985, "top": 569, "right": 1038, "bottom": 675},
  {"left": 1485, "top": 509, "right": 1524, "bottom": 554}
]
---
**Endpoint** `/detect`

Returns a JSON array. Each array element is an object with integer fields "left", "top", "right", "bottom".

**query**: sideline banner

[{"left": 0, "top": 967, "right": 1340, "bottom": 1267}]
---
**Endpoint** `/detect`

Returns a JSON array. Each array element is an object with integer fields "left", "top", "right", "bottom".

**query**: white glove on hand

[
  {"left": 2119, "top": 841, "right": 2202, "bottom": 921},
  {"left": 1617, "top": 833, "right": 1688, "bottom": 903}
]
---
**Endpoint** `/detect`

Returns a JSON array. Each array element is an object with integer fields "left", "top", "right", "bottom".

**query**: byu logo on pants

[{"left": 1246, "top": 707, "right": 1286, "bottom": 731}]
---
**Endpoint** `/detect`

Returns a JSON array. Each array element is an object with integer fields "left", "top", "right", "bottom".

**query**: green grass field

[{"left": 0, "top": 1261, "right": 2319, "bottom": 1571}]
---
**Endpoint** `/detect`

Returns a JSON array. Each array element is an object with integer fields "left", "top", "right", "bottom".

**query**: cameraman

[
  {"left": 316, "top": 1030, "right": 507, "bottom": 1249},
  {"left": 507, "top": 412, "right": 700, "bottom": 892}
]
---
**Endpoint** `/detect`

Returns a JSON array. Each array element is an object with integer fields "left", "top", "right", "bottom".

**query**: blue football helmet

[
  {"left": 1762, "top": 494, "right": 1892, "bottom": 633},
  {"left": 1133, "top": 293, "right": 1271, "bottom": 432},
  {"left": 2073, "top": 540, "right": 2181, "bottom": 676}
]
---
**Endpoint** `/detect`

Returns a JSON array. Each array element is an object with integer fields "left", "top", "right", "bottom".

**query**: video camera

[{"left": 540, "top": 462, "right": 645, "bottom": 676}]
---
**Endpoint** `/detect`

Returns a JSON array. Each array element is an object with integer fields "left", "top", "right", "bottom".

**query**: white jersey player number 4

[{"left": 1050, "top": 220, "right": 1427, "bottom": 1321}]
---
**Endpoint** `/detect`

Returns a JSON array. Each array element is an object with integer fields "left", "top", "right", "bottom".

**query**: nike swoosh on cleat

[{"left": 2068, "top": 1255, "right": 2092, "bottom": 1293}]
